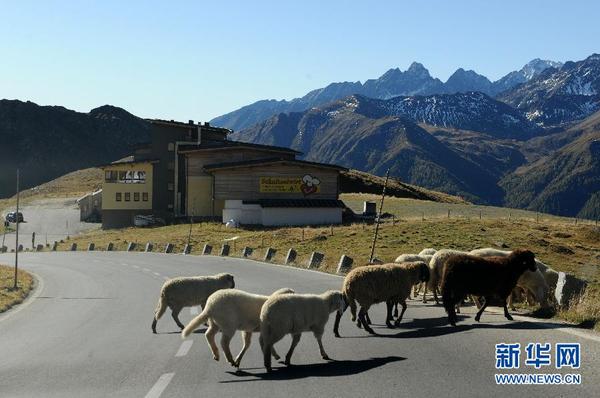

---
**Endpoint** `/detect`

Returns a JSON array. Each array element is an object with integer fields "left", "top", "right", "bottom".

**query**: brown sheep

[
  {"left": 441, "top": 249, "right": 537, "bottom": 326},
  {"left": 333, "top": 261, "right": 430, "bottom": 336}
]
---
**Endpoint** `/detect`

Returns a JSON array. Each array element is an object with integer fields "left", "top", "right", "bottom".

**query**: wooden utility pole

[
  {"left": 14, "top": 169, "right": 20, "bottom": 289},
  {"left": 369, "top": 169, "right": 390, "bottom": 263}
]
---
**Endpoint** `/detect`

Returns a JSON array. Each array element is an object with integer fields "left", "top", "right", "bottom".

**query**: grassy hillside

[
  {"left": 0, "top": 100, "right": 149, "bottom": 198},
  {"left": 0, "top": 168, "right": 102, "bottom": 213}
]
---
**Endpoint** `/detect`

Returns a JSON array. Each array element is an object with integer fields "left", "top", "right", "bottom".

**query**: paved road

[
  {"left": 1, "top": 198, "right": 99, "bottom": 250},
  {"left": 0, "top": 252, "right": 599, "bottom": 398}
]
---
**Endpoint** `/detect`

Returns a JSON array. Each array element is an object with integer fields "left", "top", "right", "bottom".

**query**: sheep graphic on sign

[{"left": 301, "top": 174, "right": 320, "bottom": 196}]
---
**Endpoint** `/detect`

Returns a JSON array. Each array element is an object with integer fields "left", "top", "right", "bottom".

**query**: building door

[{"left": 186, "top": 176, "right": 213, "bottom": 217}]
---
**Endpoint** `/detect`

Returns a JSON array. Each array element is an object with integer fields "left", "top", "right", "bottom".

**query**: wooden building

[{"left": 100, "top": 119, "right": 346, "bottom": 228}]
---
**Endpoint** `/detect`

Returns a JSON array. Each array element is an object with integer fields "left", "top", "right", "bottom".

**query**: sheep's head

[
  {"left": 511, "top": 249, "right": 537, "bottom": 272},
  {"left": 218, "top": 273, "right": 235, "bottom": 289},
  {"left": 327, "top": 290, "right": 345, "bottom": 315},
  {"left": 418, "top": 262, "right": 430, "bottom": 282}
]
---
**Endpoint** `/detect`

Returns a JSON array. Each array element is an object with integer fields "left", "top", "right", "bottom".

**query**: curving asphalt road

[{"left": 0, "top": 252, "right": 599, "bottom": 398}]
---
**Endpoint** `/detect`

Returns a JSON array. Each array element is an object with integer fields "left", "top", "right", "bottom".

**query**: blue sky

[{"left": 1, "top": 0, "right": 599, "bottom": 123}]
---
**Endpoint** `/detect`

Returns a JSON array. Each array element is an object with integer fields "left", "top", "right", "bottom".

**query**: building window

[
  {"left": 116, "top": 170, "right": 146, "bottom": 184},
  {"left": 116, "top": 192, "right": 122, "bottom": 201},
  {"left": 168, "top": 183, "right": 174, "bottom": 191},
  {"left": 142, "top": 192, "right": 149, "bottom": 202},
  {"left": 105, "top": 171, "right": 118, "bottom": 182},
  {"left": 167, "top": 204, "right": 174, "bottom": 210},
  {"left": 125, "top": 192, "right": 131, "bottom": 201},
  {"left": 134, "top": 192, "right": 140, "bottom": 201},
  {"left": 168, "top": 142, "right": 175, "bottom": 151}
]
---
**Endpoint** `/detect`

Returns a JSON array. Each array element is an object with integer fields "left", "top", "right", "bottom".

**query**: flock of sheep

[{"left": 150, "top": 247, "right": 553, "bottom": 372}]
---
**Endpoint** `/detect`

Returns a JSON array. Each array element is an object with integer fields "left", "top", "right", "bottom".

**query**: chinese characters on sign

[{"left": 496, "top": 342, "right": 580, "bottom": 369}]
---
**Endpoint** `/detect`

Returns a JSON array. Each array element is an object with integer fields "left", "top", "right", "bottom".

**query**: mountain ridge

[{"left": 211, "top": 58, "right": 563, "bottom": 131}]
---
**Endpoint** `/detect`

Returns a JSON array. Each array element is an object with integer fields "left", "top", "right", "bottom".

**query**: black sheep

[{"left": 441, "top": 249, "right": 537, "bottom": 326}]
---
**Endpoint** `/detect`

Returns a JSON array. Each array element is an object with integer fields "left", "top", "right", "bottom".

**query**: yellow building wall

[
  {"left": 186, "top": 176, "right": 213, "bottom": 216},
  {"left": 102, "top": 163, "right": 153, "bottom": 210}
]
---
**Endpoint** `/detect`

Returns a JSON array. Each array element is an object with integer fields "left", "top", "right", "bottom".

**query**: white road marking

[
  {"left": 190, "top": 307, "right": 198, "bottom": 315},
  {"left": 132, "top": 265, "right": 140, "bottom": 269},
  {"left": 144, "top": 373, "right": 175, "bottom": 398},
  {"left": 175, "top": 340, "right": 193, "bottom": 357},
  {"left": 153, "top": 272, "right": 161, "bottom": 277},
  {"left": 143, "top": 268, "right": 151, "bottom": 272},
  {"left": 120, "top": 263, "right": 128, "bottom": 266}
]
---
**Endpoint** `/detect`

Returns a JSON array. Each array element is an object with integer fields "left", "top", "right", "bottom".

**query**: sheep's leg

[
  {"left": 220, "top": 333, "right": 236, "bottom": 366},
  {"left": 171, "top": 306, "right": 185, "bottom": 330},
  {"left": 233, "top": 331, "right": 252, "bottom": 368},
  {"left": 385, "top": 301, "right": 394, "bottom": 328},
  {"left": 422, "top": 284, "right": 428, "bottom": 303},
  {"left": 205, "top": 322, "right": 220, "bottom": 361},
  {"left": 413, "top": 283, "right": 422, "bottom": 299},
  {"left": 284, "top": 334, "right": 301, "bottom": 366},
  {"left": 443, "top": 291, "right": 458, "bottom": 326},
  {"left": 359, "top": 307, "right": 376, "bottom": 334},
  {"left": 333, "top": 311, "right": 343, "bottom": 338},
  {"left": 313, "top": 329, "right": 330, "bottom": 360},
  {"left": 433, "top": 285, "right": 440, "bottom": 305},
  {"left": 508, "top": 292, "right": 515, "bottom": 311},
  {"left": 263, "top": 341, "right": 273, "bottom": 372},
  {"left": 271, "top": 346, "right": 281, "bottom": 361},
  {"left": 365, "top": 312, "right": 372, "bottom": 325},
  {"left": 393, "top": 302, "right": 399, "bottom": 318},
  {"left": 394, "top": 301, "right": 407, "bottom": 326},
  {"left": 474, "top": 297, "right": 489, "bottom": 322},
  {"left": 503, "top": 300, "right": 514, "bottom": 321}
]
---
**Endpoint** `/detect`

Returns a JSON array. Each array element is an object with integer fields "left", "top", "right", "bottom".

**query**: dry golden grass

[
  {"left": 0, "top": 264, "right": 34, "bottom": 313},
  {"left": 56, "top": 216, "right": 600, "bottom": 283},
  {"left": 559, "top": 287, "right": 600, "bottom": 331}
]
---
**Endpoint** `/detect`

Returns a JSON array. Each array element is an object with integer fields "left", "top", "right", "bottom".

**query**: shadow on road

[
  {"left": 336, "top": 315, "right": 571, "bottom": 339},
  {"left": 221, "top": 356, "right": 405, "bottom": 382}
]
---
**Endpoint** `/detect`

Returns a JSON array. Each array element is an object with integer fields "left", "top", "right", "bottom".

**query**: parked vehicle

[{"left": 5, "top": 212, "right": 24, "bottom": 223}]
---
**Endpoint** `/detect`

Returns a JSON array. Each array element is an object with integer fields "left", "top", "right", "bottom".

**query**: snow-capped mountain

[
  {"left": 375, "top": 92, "right": 541, "bottom": 139},
  {"left": 493, "top": 58, "right": 563, "bottom": 94},
  {"left": 500, "top": 54, "right": 600, "bottom": 126}
]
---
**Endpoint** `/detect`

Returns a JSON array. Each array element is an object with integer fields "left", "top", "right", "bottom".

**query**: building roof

[
  {"left": 178, "top": 140, "right": 301, "bottom": 155},
  {"left": 146, "top": 118, "right": 231, "bottom": 133},
  {"left": 76, "top": 189, "right": 102, "bottom": 203},
  {"left": 243, "top": 199, "right": 346, "bottom": 208},
  {"left": 203, "top": 157, "right": 347, "bottom": 172},
  {"left": 99, "top": 156, "right": 160, "bottom": 168}
]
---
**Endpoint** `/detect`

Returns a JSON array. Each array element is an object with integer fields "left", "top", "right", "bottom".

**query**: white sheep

[
  {"left": 181, "top": 287, "right": 294, "bottom": 368},
  {"left": 418, "top": 248, "right": 437, "bottom": 256},
  {"left": 469, "top": 248, "right": 551, "bottom": 308},
  {"left": 259, "top": 290, "right": 344, "bottom": 372},
  {"left": 151, "top": 273, "right": 235, "bottom": 333},
  {"left": 425, "top": 249, "right": 469, "bottom": 304}
]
